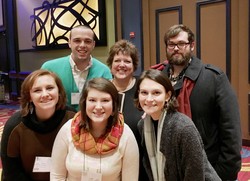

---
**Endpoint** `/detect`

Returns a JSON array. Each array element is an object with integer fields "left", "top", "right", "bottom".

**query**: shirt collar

[{"left": 69, "top": 54, "right": 93, "bottom": 71}]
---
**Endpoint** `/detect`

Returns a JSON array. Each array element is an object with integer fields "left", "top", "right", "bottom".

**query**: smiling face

[
  {"left": 86, "top": 88, "right": 113, "bottom": 125},
  {"left": 111, "top": 51, "right": 134, "bottom": 80},
  {"left": 68, "top": 27, "right": 95, "bottom": 62},
  {"left": 30, "top": 75, "right": 59, "bottom": 114},
  {"left": 139, "top": 78, "right": 171, "bottom": 120}
]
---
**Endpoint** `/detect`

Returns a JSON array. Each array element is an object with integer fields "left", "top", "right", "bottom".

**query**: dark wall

[
  {"left": 0, "top": 32, "right": 8, "bottom": 72},
  {"left": 120, "top": 0, "right": 143, "bottom": 76},
  {"left": 4, "top": 0, "right": 20, "bottom": 99}
]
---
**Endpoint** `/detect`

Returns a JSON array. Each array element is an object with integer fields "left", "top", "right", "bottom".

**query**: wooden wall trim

[
  {"left": 248, "top": 93, "right": 250, "bottom": 134},
  {"left": 196, "top": 0, "right": 231, "bottom": 80},
  {"left": 155, "top": 6, "right": 182, "bottom": 64},
  {"left": 248, "top": 0, "right": 250, "bottom": 83},
  {"left": 114, "top": 0, "right": 121, "bottom": 41}
]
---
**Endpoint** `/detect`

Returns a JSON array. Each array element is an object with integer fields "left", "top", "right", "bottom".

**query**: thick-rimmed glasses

[{"left": 167, "top": 42, "right": 190, "bottom": 50}]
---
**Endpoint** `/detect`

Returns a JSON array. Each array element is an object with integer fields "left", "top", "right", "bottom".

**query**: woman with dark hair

[
  {"left": 50, "top": 77, "right": 139, "bottom": 181},
  {"left": 134, "top": 69, "right": 221, "bottom": 181},
  {"left": 1, "top": 69, "right": 76, "bottom": 180}
]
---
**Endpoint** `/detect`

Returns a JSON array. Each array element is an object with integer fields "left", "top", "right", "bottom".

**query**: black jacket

[{"left": 162, "top": 57, "right": 242, "bottom": 180}]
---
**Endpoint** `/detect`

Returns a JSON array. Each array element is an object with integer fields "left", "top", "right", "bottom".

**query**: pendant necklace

[{"left": 169, "top": 60, "right": 191, "bottom": 84}]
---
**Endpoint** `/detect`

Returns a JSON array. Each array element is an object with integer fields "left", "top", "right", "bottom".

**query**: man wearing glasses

[{"left": 157, "top": 24, "right": 241, "bottom": 180}]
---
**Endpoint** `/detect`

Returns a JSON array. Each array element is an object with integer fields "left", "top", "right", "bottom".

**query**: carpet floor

[
  {"left": 0, "top": 102, "right": 250, "bottom": 180},
  {"left": 0, "top": 102, "right": 20, "bottom": 180}
]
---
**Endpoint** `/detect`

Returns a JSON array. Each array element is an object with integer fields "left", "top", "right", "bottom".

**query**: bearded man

[{"left": 157, "top": 24, "right": 241, "bottom": 181}]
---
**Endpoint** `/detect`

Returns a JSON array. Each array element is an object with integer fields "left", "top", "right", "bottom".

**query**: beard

[{"left": 166, "top": 50, "right": 192, "bottom": 66}]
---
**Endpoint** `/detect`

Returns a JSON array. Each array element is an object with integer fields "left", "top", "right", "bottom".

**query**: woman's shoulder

[
  {"left": 4, "top": 111, "right": 22, "bottom": 129},
  {"left": 119, "top": 123, "right": 138, "bottom": 150},
  {"left": 165, "top": 112, "right": 196, "bottom": 132},
  {"left": 62, "top": 106, "right": 76, "bottom": 122},
  {"left": 65, "top": 109, "right": 76, "bottom": 119},
  {"left": 168, "top": 112, "right": 193, "bottom": 124},
  {"left": 122, "top": 123, "right": 137, "bottom": 140},
  {"left": 61, "top": 118, "right": 73, "bottom": 128},
  {"left": 2, "top": 111, "right": 22, "bottom": 139},
  {"left": 123, "top": 123, "right": 133, "bottom": 134}
]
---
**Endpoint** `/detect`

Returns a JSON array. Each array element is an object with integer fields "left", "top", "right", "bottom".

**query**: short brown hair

[
  {"left": 106, "top": 39, "right": 139, "bottom": 71},
  {"left": 164, "top": 24, "right": 195, "bottom": 46},
  {"left": 69, "top": 25, "right": 95, "bottom": 40}
]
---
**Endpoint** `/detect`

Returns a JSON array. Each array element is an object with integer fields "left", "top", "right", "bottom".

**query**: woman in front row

[
  {"left": 50, "top": 77, "right": 139, "bottom": 180},
  {"left": 1, "top": 69, "right": 76, "bottom": 180},
  {"left": 134, "top": 69, "right": 221, "bottom": 181}
]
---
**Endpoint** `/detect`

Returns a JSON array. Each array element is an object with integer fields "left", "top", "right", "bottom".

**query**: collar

[
  {"left": 69, "top": 54, "right": 93, "bottom": 72},
  {"left": 163, "top": 56, "right": 202, "bottom": 82},
  {"left": 184, "top": 57, "right": 203, "bottom": 81},
  {"left": 22, "top": 109, "right": 66, "bottom": 133}
]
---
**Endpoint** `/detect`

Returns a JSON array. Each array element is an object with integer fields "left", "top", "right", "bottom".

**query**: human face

[
  {"left": 139, "top": 78, "right": 170, "bottom": 120},
  {"left": 30, "top": 75, "right": 59, "bottom": 113},
  {"left": 68, "top": 27, "right": 95, "bottom": 62},
  {"left": 166, "top": 31, "right": 194, "bottom": 66},
  {"left": 111, "top": 51, "right": 134, "bottom": 80},
  {"left": 86, "top": 88, "right": 113, "bottom": 125}
]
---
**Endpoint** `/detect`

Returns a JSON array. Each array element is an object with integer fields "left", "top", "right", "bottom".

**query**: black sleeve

[
  {"left": 1, "top": 111, "right": 31, "bottom": 181},
  {"left": 1, "top": 156, "right": 31, "bottom": 181},
  {"left": 213, "top": 72, "right": 242, "bottom": 180}
]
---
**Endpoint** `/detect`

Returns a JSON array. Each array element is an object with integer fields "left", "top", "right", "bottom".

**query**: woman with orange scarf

[{"left": 50, "top": 77, "right": 139, "bottom": 181}]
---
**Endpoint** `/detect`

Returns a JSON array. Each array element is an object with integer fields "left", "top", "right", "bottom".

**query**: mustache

[{"left": 171, "top": 52, "right": 182, "bottom": 56}]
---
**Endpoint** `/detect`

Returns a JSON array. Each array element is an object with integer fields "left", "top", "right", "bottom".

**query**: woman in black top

[{"left": 1, "top": 69, "right": 76, "bottom": 181}]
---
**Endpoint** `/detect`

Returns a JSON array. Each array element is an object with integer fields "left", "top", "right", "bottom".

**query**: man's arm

[{"left": 214, "top": 72, "right": 242, "bottom": 180}]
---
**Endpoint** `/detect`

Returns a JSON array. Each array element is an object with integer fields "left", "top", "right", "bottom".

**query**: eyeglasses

[{"left": 167, "top": 42, "right": 190, "bottom": 50}]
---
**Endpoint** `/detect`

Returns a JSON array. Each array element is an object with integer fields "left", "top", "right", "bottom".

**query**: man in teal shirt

[{"left": 41, "top": 25, "right": 112, "bottom": 110}]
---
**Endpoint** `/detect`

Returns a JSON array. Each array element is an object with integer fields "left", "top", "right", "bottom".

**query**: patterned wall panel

[{"left": 17, "top": 0, "right": 107, "bottom": 50}]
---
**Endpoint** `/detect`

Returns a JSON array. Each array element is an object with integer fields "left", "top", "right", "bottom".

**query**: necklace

[
  {"left": 168, "top": 59, "right": 191, "bottom": 83},
  {"left": 169, "top": 70, "right": 185, "bottom": 82}
]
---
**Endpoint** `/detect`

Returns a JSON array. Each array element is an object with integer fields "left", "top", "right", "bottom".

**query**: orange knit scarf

[{"left": 71, "top": 112, "right": 124, "bottom": 155}]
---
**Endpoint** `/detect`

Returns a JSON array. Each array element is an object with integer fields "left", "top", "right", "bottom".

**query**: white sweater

[{"left": 50, "top": 119, "right": 139, "bottom": 181}]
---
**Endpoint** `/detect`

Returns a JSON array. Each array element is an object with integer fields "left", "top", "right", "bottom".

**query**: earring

[
  {"left": 136, "top": 101, "right": 141, "bottom": 109},
  {"left": 29, "top": 102, "right": 34, "bottom": 114},
  {"left": 164, "top": 100, "right": 169, "bottom": 109}
]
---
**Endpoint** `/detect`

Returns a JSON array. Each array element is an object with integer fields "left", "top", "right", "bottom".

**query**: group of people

[{"left": 0, "top": 24, "right": 241, "bottom": 181}]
